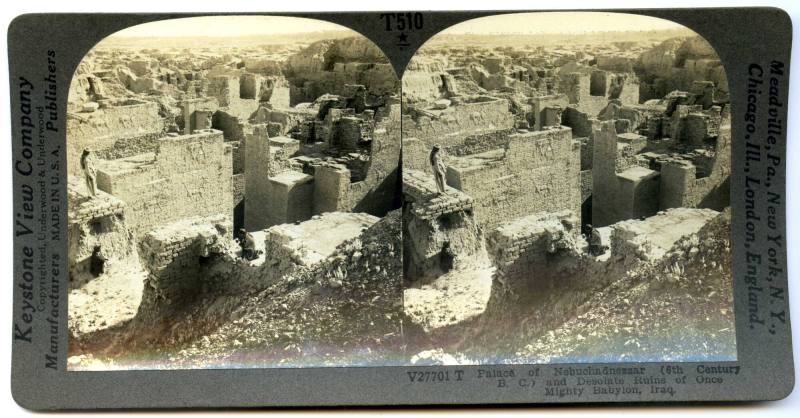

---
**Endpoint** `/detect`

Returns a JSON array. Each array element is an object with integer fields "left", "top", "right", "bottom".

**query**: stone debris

[
  {"left": 66, "top": 16, "right": 735, "bottom": 368},
  {"left": 66, "top": 23, "right": 403, "bottom": 369},
  {"left": 401, "top": 25, "right": 734, "bottom": 364},
  {"left": 264, "top": 212, "right": 379, "bottom": 267},
  {"left": 487, "top": 210, "right": 580, "bottom": 270},
  {"left": 610, "top": 207, "right": 720, "bottom": 261},
  {"left": 433, "top": 98, "right": 451, "bottom": 109},
  {"left": 403, "top": 169, "right": 474, "bottom": 220}
]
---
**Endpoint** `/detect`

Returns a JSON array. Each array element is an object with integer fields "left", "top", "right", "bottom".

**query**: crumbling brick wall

[
  {"left": 592, "top": 122, "right": 659, "bottom": 226},
  {"left": 402, "top": 170, "right": 483, "bottom": 279},
  {"left": 244, "top": 125, "right": 310, "bottom": 230},
  {"left": 257, "top": 211, "right": 381, "bottom": 284},
  {"left": 401, "top": 137, "right": 430, "bottom": 174},
  {"left": 268, "top": 171, "right": 314, "bottom": 225},
  {"left": 596, "top": 55, "right": 636, "bottom": 73},
  {"left": 530, "top": 94, "right": 569, "bottom": 131},
  {"left": 95, "top": 129, "right": 234, "bottom": 238},
  {"left": 401, "top": 98, "right": 515, "bottom": 150},
  {"left": 447, "top": 130, "right": 516, "bottom": 158},
  {"left": 593, "top": 110, "right": 730, "bottom": 227},
  {"left": 67, "top": 102, "right": 165, "bottom": 176},
  {"left": 211, "top": 110, "right": 246, "bottom": 142},
  {"left": 258, "top": 76, "right": 292, "bottom": 108},
  {"left": 639, "top": 37, "right": 728, "bottom": 101},
  {"left": 659, "top": 125, "right": 730, "bottom": 210},
  {"left": 486, "top": 210, "right": 580, "bottom": 291},
  {"left": 401, "top": 70, "right": 447, "bottom": 104},
  {"left": 252, "top": 106, "right": 316, "bottom": 137},
  {"left": 67, "top": 180, "right": 136, "bottom": 289},
  {"left": 446, "top": 127, "right": 582, "bottom": 230},
  {"left": 207, "top": 75, "right": 260, "bottom": 120},
  {"left": 561, "top": 106, "right": 595, "bottom": 138},
  {"left": 93, "top": 131, "right": 163, "bottom": 161},
  {"left": 285, "top": 38, "right": 398, "bottom": 105},
  {"left": 580, "top": 169, "right": 593, "bottom": 204},
  {"left": 229, "top": 141, "right": 244, "bottom": 174},
  {"left": 181, "top": 97, "right": 219, "bottom": 135},
  {"left": 403, "top": 170, "right": 475, "bottom": 221},
  {"left": 313, "top": 164, "right": 351, "bottom": 213},
  {"left": 289, "top": 64, "right": 398, "bottom": 105},
  {"left": 559, "top": 72, "right": 639, "bottom": 117},
  {"left": 346, "top": 102, "right": 401, "bottom": 215},
  {"left": 232, "top": 172, "right": 245, "bottom": 230},
  {"left": 207, "top": 76, "right": 237, "bottom": 108},
  {"left": 244, "top": 125, "right": 273, "bottom": 230},
  {"left": 135, "top": 215, "right": 231, "bottom": 324},
  {"left": 295, "top": 101, "right": 400, "bottom": 221},
  {"left": 239, "top": 73, "right": 259, "bottom": 99}
]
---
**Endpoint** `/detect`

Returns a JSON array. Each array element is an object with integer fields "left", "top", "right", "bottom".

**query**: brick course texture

[
  {"left": 402, "top": 98, "right": 515, "bottom": 153},
  {"left": 67, "top": 101, "right": 166, "bottom": 176},
  {"left": 95, "top": 129, "right": 233, "bottom": 238},
  {"left": 487, "top": 210, "right": 580, "bottom": 279},
  {"left": 446, "top": 127, "right": 582, "bottom": 230},
  {"left": 403, "top": 169, "right": 474, "bottom": 221},
  {"left": 136, "top": 215, "right": 232, "bottom": 324}
]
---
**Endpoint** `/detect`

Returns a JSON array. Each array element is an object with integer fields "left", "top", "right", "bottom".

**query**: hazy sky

[
  {"left": 110, "top": 16, "right": 351, "bottom": 38},
  {"left": 108, "top": 13, "right": 688, "bottom": 39},
  {"left": 443, "top": 12, "right": 688, "bottom": 35}
]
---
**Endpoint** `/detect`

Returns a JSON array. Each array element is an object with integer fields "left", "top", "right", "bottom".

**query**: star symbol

[{"left": 397, "top": 32, "right": 409, "bottom": 46}]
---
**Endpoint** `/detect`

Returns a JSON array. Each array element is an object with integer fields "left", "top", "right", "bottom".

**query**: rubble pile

[
  {"left": 68, "top": 16, "right": 736, "bottom": 369},
  {"left": 67, "top": 25, "right": 403, "bottom": 369},
  {"left": 401, "top": 27, "right": 734, "bottom": 363},
  {"left": 168, "top": 210, "right": 403, "bottom": 368},
  {"left": 511, "top": 210, "right": 735, "bottom": 363}
]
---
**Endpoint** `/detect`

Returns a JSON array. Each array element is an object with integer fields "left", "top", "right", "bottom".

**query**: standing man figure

[
  {"left": 429, "top": 144, "right": 447, "bottom": 194},
  {"left": 80, "top": 148, "right": 98, "bottom": 197}
]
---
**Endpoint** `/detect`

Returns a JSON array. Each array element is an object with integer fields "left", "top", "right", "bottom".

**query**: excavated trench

[
  {"left": 404, "top": 208, "right": 736, "bottom": 365},
  {"left": 69, "top": 211, "right": 404, "bottom": 370}
]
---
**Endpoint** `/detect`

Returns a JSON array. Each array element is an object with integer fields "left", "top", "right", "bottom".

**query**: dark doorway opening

[
  {"left": 89, "top": 246, "right": 106, "bottom": 278},
  {"left": 581, "top": 195, "right": 593, "bottom": 236}
]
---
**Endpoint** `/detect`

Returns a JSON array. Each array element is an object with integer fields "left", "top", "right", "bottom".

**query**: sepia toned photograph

[
  {"left": 401, "top": 12, "right": 735, "bottom": 364},
  {"left": 8, "top": 4, "right": 796, "bottom": 408},
  {"left": 66, "top": 12, "right": 735, "bottom": 371},
  {"left": 66, "top": 16, "right": 403, "bottom": 370}
]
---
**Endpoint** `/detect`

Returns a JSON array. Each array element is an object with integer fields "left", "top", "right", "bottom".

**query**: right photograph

[{"left": 401, "top": 12, "right": 735, "bottom": 364}]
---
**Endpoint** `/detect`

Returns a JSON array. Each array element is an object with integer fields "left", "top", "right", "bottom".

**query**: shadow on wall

[{"left": 353, "top": 166, "right": 402, "bottom": 216}]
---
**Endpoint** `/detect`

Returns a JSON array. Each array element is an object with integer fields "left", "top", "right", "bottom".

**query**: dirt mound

[
  {"left": 170, "top": 210, "right": 404, "bottom": 367},
  {"left": 420, "top": 209, "right": 735, "bottom": 365},
  {"left": 68, "top": 211, "right": 403, "bottom": 369},
  {"left": 510, "top": 209, "right": 735, "bottom": 363},
  {"left": 287, "top": 37, "right": 390, "bottom": 78}
]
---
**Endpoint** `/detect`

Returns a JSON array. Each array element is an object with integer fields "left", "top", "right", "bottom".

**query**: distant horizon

[
  {"left": 109, "top": 16, "right": 352, "bottom": 39},
  {"left": 107, "top": 29, "right": 349, "bottom": 40},
  {"left": 441, "top": 12, "right": 693, "bottom": 35},
  {"left": 105, "top": 28, "right": 690, "bottom": 42},
  {"left": 434, "top": 28, "right": 694, "bottom": 36},
  {"left": 104, "top": 13, "right": 694, "bottom": 40}
]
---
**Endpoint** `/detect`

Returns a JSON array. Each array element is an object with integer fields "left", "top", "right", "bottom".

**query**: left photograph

[{"left": 66, "top": 16, "right": 403, "bottom": 370}]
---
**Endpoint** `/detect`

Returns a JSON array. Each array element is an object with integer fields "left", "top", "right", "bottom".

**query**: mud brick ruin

[
  {"left": 403, "top": 34, "right": 730, "bottom": 274},
  {"left": 67, "top": 33, "right": 402, "bottom": 364},
  {"left": 402, "top": 32, "right": 734, "bottom": 362},
  {"left": 68, "top": 178, "right": 133, "bottom": 290},
  {"left": 402, "top": 169, "right": 482, "bottom": 280},
  {"left": 67, "top": 15, "right": 736, "bottom": 368},
  {"left": 92, "top": 129, "right": 234, "bottom": 238}
]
